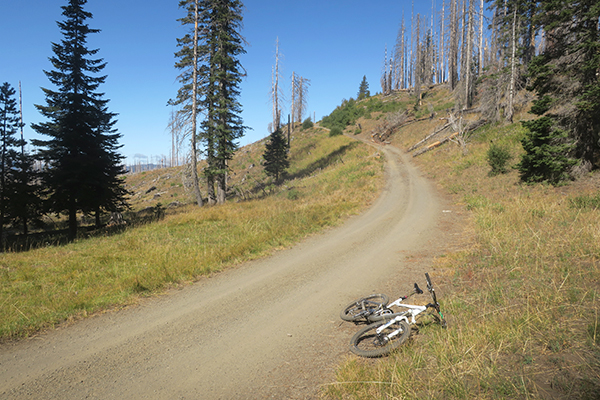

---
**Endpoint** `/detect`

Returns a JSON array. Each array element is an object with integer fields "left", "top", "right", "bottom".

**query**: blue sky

[{"left": 1, "top": 0, "right": 441, "bottom": 166}]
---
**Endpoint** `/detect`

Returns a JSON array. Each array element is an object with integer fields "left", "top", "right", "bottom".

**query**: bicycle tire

[
  {"left": 340, "top": 294, "right": 389, "bottom": 322},
  {"left": 349, "top": 319, "right": 410, "bottom": 357}
]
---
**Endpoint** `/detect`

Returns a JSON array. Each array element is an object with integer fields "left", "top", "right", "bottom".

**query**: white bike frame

[{"left": 375, "top": 299, "right": 428, "bottom": 337}]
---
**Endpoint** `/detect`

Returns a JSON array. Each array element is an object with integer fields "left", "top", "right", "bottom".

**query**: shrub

[
  {"left": 302, "top": 118, "right": 313, "bottom": 130},
  {"left": 486, "top": 142, "right": 513, "bottom": 176},
  {"left": 329, "top": 126, "right": 343, "bottom": 137},
  {"left": 570, "top": 193, "right": 600, "bottom": 210}
]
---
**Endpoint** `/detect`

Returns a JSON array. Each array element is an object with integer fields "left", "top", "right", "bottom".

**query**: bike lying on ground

[{"left": 341, "top": 273, "right": 447, "bottom": 358}]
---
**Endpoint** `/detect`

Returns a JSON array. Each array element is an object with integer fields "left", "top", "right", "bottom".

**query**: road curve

[{"left": 0, "top": 143, "right": 451, "bottom": 399}]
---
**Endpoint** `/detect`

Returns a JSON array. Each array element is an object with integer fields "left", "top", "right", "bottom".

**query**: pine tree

[
  {"left": 518, "top": 116, "right": 577, "bottom": 184},
  {"left": 0, "top": 83, "right": 42, "bottom": 239},
  {"left": 263, "top": 128, "right": 289, "bottom": 182},
  {"left": 8, "top": 148, "right": 42, "bottom": 237},
  {"left": 32, "top": 0, "right": 128, "bottom": 240},
  {"left": 203, "top": 0, "right": 246, "bottom": 204},
  {"left": 519, "top": 0, "right": 600, "bottom": 178},
  {"left": 0, "top": 83, "right": 24, "bottom": 244},
  {"left": 357, "top": 76, "right": 370, "bottom": 100}
]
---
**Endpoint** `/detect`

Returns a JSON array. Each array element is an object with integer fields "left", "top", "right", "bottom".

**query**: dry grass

[
  {"left": 0, "top": 127, "right": 384, "bottom": 340},
  {"left": 326, "top": 90, "right": 600, "bottom": 399}
]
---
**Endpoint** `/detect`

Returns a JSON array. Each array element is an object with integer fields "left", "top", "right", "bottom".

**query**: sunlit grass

[
  {"left": 327, "top": 105, "right": 600, "bottom": 398},
  {"left": 0, "top": 129, "right": 384, "bottom": 340}
]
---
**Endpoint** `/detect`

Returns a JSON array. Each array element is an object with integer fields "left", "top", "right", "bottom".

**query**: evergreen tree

[
  {"left": 518, "top": 0, "right": 600, "bottom": 179},
  {"left": 8, "top": 149, "right": 42, "bottom": 237},
  {"left": 0, "top": 83, "right": 24, "bottom": 244},
  {"left": 517, "top": 116, "right": 577, "bottom": 184},
  {"left": 172, "top": 0, "right": 209, "bottom": 206},
  {"left": 263, "top": 128, "right": 289, "bottom": 182},
  {"left": 32, "top": 0, "right": 128, "bottom": 240},
  {"left": 357, "top": 76, "right": 370, "bottom": 100},
  {"left": 203, "top": 0, "right": 246, "bottom": 204},
  {"left": 0, "top": 83, "right": 42, "bottom": 239}
]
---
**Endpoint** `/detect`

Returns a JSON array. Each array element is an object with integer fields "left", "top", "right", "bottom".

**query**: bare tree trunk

[
  {"left": 190, "top": 0, "right": 204, "bottom": 207},
  {"left": 415, "top": 15, "right": 422, "bottom": 103},
  {"left": 291, "top": 71, "right": 296, "bottom": 131},
  {"left": 296, "top": 76, "right": 310, "bottom": 124},
  {"left": 389, "top": 51, "right": 394, "bottom": 93},
  {"left": 439, "top": 1, "right": 445, "bottom": 84},
  {"left": 449, "top": 0, "right": 459, "bottom": 90},
  {"left": 271, "top": 37, "right": 282, "bottom": 131},
  {"left": 464, "top": 0, "right": 474, "bottom": 108},
  {"left": 506, "top": 9, "right": 517, "bottom": 123},
  {"left": 478, "top": 0, "right": 484, "bottom": 75},
  {"left": 381, "top": 45, "right": 389, "bottom": 95}
]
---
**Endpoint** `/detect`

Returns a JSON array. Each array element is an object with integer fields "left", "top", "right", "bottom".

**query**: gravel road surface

[{"left": 0, "top": 143, "right": 461, "bottom": 399}]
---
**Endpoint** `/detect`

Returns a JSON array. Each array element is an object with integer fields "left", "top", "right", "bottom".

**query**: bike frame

[{"left": 375, "top": 301, "right": 428, "bottom": 337}]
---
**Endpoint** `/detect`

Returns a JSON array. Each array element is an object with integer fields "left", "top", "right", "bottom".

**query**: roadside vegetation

[
  {"left": 325, "top": 89, "right": 600, "bottom": 399},
  {"left": 0, "top": 127, "right": 384, "bottom": 340}
]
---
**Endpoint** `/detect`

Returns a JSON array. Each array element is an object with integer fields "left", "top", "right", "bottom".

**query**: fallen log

[
  {"left": 407, "top": 122, "right": 452, "bottom": 152},
  {"left": 412, "top": 132, "right": 459, "bottom": 157}
]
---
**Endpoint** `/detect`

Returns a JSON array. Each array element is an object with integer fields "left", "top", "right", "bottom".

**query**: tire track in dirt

[{"left": 0, "top": 142, "right": 459, "bottom": 399}]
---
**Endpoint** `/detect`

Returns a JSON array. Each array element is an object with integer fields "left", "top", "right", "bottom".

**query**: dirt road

[{"left": 0, "top": 143, "right": 460, "bottom": 399}]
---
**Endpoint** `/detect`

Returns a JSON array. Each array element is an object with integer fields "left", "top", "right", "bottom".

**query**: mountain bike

[{"left": 342, "top": 273, "right": 446, "bottom": 358}]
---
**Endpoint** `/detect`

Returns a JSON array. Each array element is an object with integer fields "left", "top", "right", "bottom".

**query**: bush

[
  {"left": 302, "top": 118, "right": 313, "bottom": 130},
  {"left": 486, "top": 142, "right": 513, "bottom": 176},
  {"left": 329, "top": 126, "right": 343, "bottom": 137},
  {"left": 517, "top": 117, "right": 577, "bottom": 184}
]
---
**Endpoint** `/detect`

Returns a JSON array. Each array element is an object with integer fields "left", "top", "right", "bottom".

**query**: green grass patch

[{"left": 0, "top": 130, "right": 384, "bottom": 340}]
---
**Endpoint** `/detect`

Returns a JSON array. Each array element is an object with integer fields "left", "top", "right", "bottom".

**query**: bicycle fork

[{"left": 375, "top": 316, "right": 409, "bottom": 342}]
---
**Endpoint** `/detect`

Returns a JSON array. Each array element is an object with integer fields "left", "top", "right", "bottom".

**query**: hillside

[
  {"left": 1, "top": 84, "right": 598, "bottom": 398},
  {"left": 323, "top": 87, "right": 600, "bottom": 399}
]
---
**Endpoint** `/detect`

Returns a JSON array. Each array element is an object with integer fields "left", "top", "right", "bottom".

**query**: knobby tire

[{"left": 349, "top": 319, "right": 410, "bottom": 357}]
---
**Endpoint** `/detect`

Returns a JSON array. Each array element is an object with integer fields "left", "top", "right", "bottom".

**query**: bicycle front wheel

[
  {"left": 349, "top": 319, "right": 410, "bottom": 357},
  {"left": 340, "top": 294, "right": 389, "bottom": 322}
]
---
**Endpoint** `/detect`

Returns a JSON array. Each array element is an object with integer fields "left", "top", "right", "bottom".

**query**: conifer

[{"left": 32, "top": 0, "right": 127, "bottom": 240}]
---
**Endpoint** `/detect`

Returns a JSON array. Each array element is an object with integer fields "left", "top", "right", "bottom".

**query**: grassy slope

[
  {"left": 0, "top": 127, "right": 384, "bottom": 340},
  {"left": 327, "top": 88, "right": 600, "bottom": 399}
]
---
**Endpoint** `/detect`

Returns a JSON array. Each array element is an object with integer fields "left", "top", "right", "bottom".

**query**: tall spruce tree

[
  {"left": 0, "top": 83, "right": 24, "bottom": 245},
  {"left": 32, "top": 0, "right": 128, "bottom": 240},
  {"left": 263, "top": 128, "right": 289, "bottom": 182},
  {"left": 203, "top": 0, "right": 246, "bottom": 204}
]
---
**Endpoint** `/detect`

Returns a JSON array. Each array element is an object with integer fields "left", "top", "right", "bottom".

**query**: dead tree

[
  {"left": 290, "top": 71, "right": 296, "bottom": 130},
  {"left": 438, "top": 1, "right": 446, "bottom": 84},
  {"left": 167, "top": 106, "right": 187, "bottom": 167},
  {"left": 448, "top": 0, "right": 459, "bottom": 90},
  {"left": 394, "top": 16, "right": 406, "bottom": 90},
  {"left": 506, "top": 9, "right": 518, "bottom": 123},
  {"left": 478, "top": 0, "right": 484, "bottom": 76},
  {"left": 464, "top": 0, "right": 475, "bottom": 108},
  {"left": 407, "top": 121, "right": 452, "bottom": 151},
  {"left": 295, "top": 76, "right": 310, "bottom": 126},
  {"left": 271, "top": 37, "right": 284, "bottom": 131}
]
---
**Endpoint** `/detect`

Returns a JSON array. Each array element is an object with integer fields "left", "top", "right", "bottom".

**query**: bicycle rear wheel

[
  {"left": 340, "top": 294, "right": 389, "bottom": 322},
  {"left": 349, "top": 319, "right": 410, "bottom": 357}
]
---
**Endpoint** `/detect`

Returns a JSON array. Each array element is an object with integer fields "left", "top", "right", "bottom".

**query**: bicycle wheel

[
  {"left": 349, "top": 319, "right": 410, "bottom": 358},
  {"left": 340, "top": 294, "right": 389, "bottom": 322}
]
